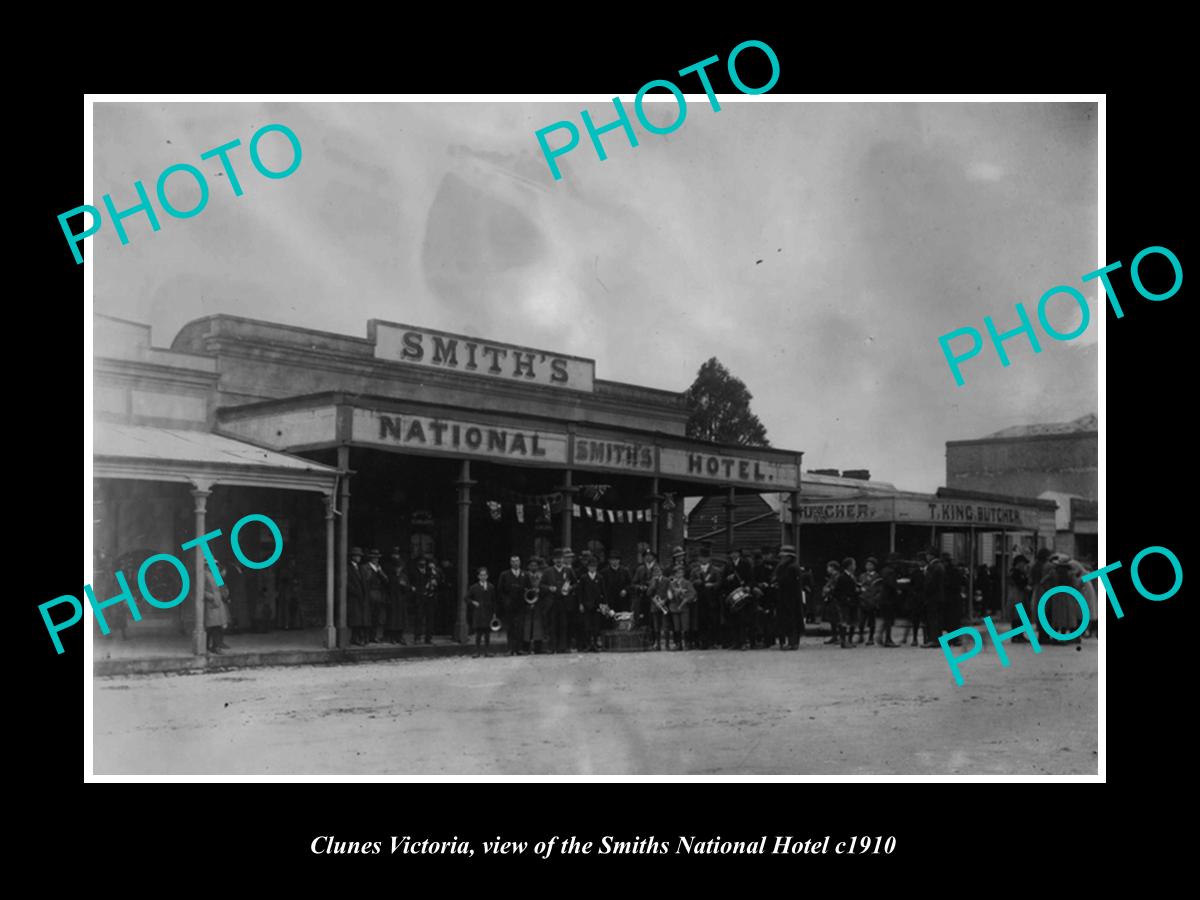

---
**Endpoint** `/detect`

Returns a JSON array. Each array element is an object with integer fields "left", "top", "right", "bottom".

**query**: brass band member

[
  {"left": 542, "top": 548, "right": 575, "bottom": 654},
  {"left": 690, "top": 547, "right": 723, "bottom": 650},
  {"left": 647, "top": 561, "right": 668, "bottom": 650},
  {"left": 497, "top": 554, "right": 529, "bottom": 656},
  {"left": 633, "top": 550, "right": 662, "bottom": 648},
  {"left": 667, "top": 562, "right": 696, "bottom": 651},
  {"left": 523, "top": 557, "right": 547, "bottom": 653}
]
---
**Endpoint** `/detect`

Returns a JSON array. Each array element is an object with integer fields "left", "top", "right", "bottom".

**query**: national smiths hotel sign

[{"left": 363, "top": 321, "right": 800, "bottom": 490}]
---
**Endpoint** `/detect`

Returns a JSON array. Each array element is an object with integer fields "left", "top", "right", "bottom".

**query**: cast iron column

[
  {"left": 559, "top": 468, "right": 575, "bottom": 552},
  {"left": 189, "top": 484, "right": 212, "bottom": 657},
  {"left": 456, "top": 459, "right": 475, "bottom": 643},
  {"left": 324, "top": 493, "right": 336, "bottom": 649},
  {"left": 725, "top": 487, "right": 737, "bottom": 557},
  {"left": 337, "top": 447, "right": 351, "bottom": 649}
]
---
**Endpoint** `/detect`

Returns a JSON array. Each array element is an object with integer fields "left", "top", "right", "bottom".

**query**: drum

[{"left": 726, "top": 585, "right": 752, "bottom": 612}]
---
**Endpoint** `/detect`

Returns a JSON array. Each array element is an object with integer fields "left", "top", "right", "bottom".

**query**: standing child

[{"left": 467, "top": 567, "right": 497, "bottom": 658}]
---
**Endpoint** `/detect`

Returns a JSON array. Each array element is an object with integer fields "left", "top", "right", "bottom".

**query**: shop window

[{"left": 410, "top": 532, "right": 434, "bottom": 560}]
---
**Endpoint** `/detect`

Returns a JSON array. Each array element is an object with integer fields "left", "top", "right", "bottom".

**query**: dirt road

[{"left": 92, "top": 636, "right": 1098, "bottom": 776}]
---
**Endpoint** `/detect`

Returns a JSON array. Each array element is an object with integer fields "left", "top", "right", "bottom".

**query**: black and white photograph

[{"left": 84, "top": 95, "right": 1101, "bottom": 778}]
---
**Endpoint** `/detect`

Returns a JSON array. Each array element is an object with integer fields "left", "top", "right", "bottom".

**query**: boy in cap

[{"left": 467, "top": 566, "right": 497, "bottom": 657}]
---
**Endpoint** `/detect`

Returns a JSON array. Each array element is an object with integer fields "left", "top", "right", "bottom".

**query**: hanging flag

[
  {"left": 515, "top": 504, "right": 525, "bottom": 524},
  {"left": 636, "top": 509, "right": 645, "bottom": 522},
  {"left": 486, "top": 501, "right": 502, "bottom": 521},
  {"left": 607, "top": 510, "right": 616, "bottom": 523},
  {"left": 572, "top": 505, "right": 581, "bottom": 518},
  {"left": 645, "top": 507, "right": 653, "bottom": 520}
]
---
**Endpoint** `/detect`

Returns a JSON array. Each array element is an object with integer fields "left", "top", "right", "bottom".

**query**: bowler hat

[
  {"left": 350, "top": 546, "right": 364, "bottom": 556},
  {"left": 368, "top": 548, "right": 381, "bottom": 557},
  {"left": 778, "top": 545, "right": 797, "bottom": 556}
]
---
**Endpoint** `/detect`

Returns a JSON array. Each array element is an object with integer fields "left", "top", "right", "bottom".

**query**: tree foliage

[{"left": 684, "top": 357, "right": 770, "bottom": 447}]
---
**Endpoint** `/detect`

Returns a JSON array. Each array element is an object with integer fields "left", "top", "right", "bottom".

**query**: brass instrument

[
  {"left": 667, "top": 574, "right": 694, "bottom": 611},
  {"left": 489, "top": 615, "right": 503, "bottom": 632},
  {"left": 526, "top": 570, "right": 543, "bottom": 605}
]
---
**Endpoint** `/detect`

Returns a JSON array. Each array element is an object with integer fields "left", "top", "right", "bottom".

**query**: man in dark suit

[
  {"left": 942, "top": 552, "right": 964, "bottom": 643},
  {"left": 385, "top": 547, "right": 409, "bottom": 644},
  {"left": 752, "top": 550, "right": 776, "bottom": 648},
  {"left": 690, "top": 547, "right": 723, "bottom": 650},
  {"left": 497, "top": 554, "right": 529, "bottom": 655},
  {"left": 600, "top": 550, "right": 633, "bottom": 613},
  {"left": 632, "top": 549, "right": 657, "bottom": 633},
  {"left": 922, "top": 548, "right": 945, "bottom": 648},
  {"left": 542, "top": 548, "right": 576, "bottom": 654},
  {"left": 346, "top": 546, "right": 367, "bottom": 646},
  {"left": 363, "top": 548, "right": 390, "bottom": 644},
  {"left": 410, "top": 556, "right": 438, "bottom": 645},
  {"left": 578, "top": 555, "right": 607, "bottom": 652},
  {"left": 775, "top": 545, "right": 803, "bottom": 650}
]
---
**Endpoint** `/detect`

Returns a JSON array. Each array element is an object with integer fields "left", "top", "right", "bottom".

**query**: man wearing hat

[
  {"left": 497, "top": 554, "right": 530, "bottom": 656},
  {"left": 690, "top": 546, "right": 723, "bottom": 650},
  {"left": 631, "top": 549, "right": 656, "bottom": 629},
  {"left": 385, "top": 547, "right": 410, "bottom": 645},
  {"left": 601, "top": 550, "right": 633, "bottom": 614},
  {"left": 578, "top": 554, "right": 607, "bottom": 651},
  {"left": 878, "top": 552, "right": 902, "bottom": 647},
  {"left": 543, "top": 548, "right": 577, "bottom": 653},
  {"left": 411, "top": 555, "right": 437, "bottom": 645},
  {"left": 774, "top": 546, "right": 803, "bottom": 650},
  {"left": 921, "top": 548, "right": 945, "bottom": 648},
  {"left": 362, "top": 548, "right": 390, "bottom": 644},
  {"left": 941, "top": 552, "right": 965, "bottom": 644},
  {"left": 346, "top": 546, "right": 368, "bottom": 646},
  {"left": 523, "top": 556, "right": 548, "bottom": 653}
]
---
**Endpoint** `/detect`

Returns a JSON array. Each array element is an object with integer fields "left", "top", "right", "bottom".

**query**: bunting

[{"left": 476, "top": 497, "right": 653, "bottom": 524}]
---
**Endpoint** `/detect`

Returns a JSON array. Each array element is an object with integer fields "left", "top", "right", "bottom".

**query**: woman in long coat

[
  {"left": 1070, "top": 559, "right": 1098, "bottom": 637},
  {"left": 204, "top": 565, "right": 231, "bottom": 653},
  {"left": 1037, "top": 553, "right": 1085, "bottom": 642}
]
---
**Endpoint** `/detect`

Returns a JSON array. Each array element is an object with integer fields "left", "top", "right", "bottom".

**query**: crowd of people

[{"left": 322, "top": 542, "right": 1099, "bottom": 658}]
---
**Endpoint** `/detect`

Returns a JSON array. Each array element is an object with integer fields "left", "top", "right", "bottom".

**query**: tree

[{"left": 684, "top": 357, "right": 770, "bottom": 447}]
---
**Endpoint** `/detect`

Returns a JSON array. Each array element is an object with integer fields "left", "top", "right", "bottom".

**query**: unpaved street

[{"left": 93, "top": 637, "right": 1098, "bottom": 776}]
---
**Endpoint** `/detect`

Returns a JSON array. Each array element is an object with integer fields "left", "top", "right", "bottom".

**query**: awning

[{"left": 93, "top": 422, "right": 339, "bottom": 493}]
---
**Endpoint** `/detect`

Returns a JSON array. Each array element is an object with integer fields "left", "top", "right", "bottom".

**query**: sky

[{"left": 93, "top": 99, "right": 1098, "bottom": 492}]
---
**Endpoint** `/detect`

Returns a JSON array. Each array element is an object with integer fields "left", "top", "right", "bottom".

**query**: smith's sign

[{"left": 371, "top": 321, "right": 596, "bottom": 392}]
